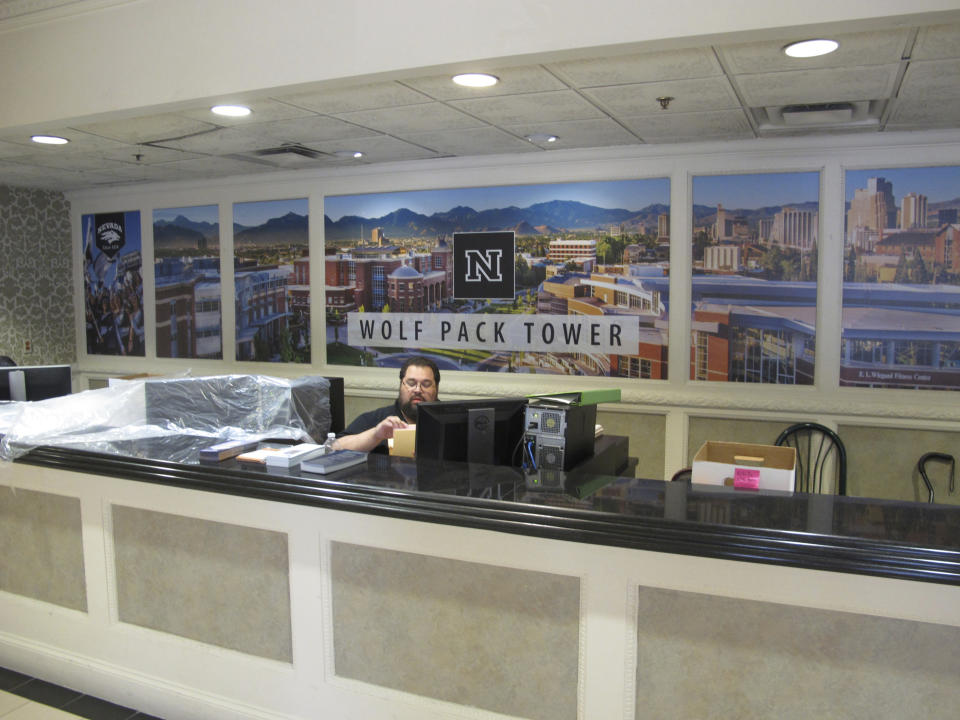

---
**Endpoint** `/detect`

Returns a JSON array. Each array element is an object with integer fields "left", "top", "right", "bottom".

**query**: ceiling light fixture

[
  {"left": 452, "top": 73, "right": 499, "bottom": 88},
  {"left": 211, "top": 104, "right": 252, "bottom": 117},
  {"left": 31, "top": 135, "right": 69, "bottom": 145},
  {"left": 334, "top": 150, "right": 364, "bottom": 159},
  {"left": 525, "top": 133, "right": 558, "bottom": 144},
  {"left": 783, "top": 39, "right": 839, "bottom": 58}
]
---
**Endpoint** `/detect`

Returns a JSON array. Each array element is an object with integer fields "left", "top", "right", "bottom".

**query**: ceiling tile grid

[{"left": 1, "top": 19, "right": 959, "bottom": 190}]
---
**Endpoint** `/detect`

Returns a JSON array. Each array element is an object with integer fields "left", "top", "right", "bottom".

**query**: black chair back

[
  {"left": 917, "top": 452, "right": 955, "bottom": 503},
  {"left": 670, "top": 468, "right": 692, "bottom": 483},
  {"left": 775, "top": 422, "right": 847, "bottom": 495}
]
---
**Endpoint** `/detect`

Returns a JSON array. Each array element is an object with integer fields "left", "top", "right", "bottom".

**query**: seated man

[{"left": 334, "top": 356, "right": 439, "bottom": 453}]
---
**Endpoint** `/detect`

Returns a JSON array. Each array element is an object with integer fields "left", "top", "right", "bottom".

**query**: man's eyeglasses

[{"left": 402, "top": 378, "right": 434, "bottom": 390}]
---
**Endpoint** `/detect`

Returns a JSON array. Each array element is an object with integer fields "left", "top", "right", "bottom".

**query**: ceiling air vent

[
  {"left": 253, "top": 143, "right": 322, "bottom": 158},
  {"left": 755, "top": 100, "right": 881, "bottom": 135},
  {"left": 781, "top": 102, "right": 855, "bottom": 126}
]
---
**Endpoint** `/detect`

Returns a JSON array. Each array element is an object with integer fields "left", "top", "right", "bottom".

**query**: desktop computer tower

[{"left": 524, "top": 403, "right": 596, "bottom": 471}]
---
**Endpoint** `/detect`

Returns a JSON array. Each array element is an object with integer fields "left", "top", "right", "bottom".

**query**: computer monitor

[
  {"left": 0, "top": 364, "right": 72, "bottom": 401},
  {"left": 415, "top": 397, "right": 527, "bottom": 467}
]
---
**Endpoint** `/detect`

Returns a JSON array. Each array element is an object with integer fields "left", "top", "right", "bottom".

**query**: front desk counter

[{"left": 4, "top": 435, "right": 960, "bottom": 720}]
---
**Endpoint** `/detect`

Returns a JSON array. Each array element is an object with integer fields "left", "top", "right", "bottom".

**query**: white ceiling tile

[
  {"left": 0, "top": 127, "right": 131, "bottom": 153},
  {"left": 302, "top": 135, "right": 439, "bottom": 163},
  {"left": 403, "top": 65, "right": 567, "bottom": 99},
  {"left": 501, "top": 118, "right": 640, "bottom": 149},
  {"left": 334, "top": 102, "right": 487, "bottom": 135},
  {"left": 584, "top": 76, "right": 740, "bottom": 116},
  {"left": 8, "top": 152, "right": 132, "bottom": 172},
  {"left": 70, "top": 113, "right": 219, "bottom": 144},
  {"left": 403, "top": 127, "right": 539, "bottom": 156},
  {"left": 719, "top": 29, "right": 910, "bottom": 74},
  {"left": 911, "top": 23, "right": 960, "bottom": 61},
  {"left": 549, "top": 47, "right": 723, "bottom": 86},
  {"left": 449, "top": 90, "right": 604, "bottom": 126},
  {"left": 160, "top": 116, "right": 381, "bottom": 154},
  {"left": 0, "top": 139, "right": 29, "bottom": 159},
  {"left": 621, "top": 110, "right": 753, "bottom": 142},
  {"left": 886, "top": 96, "right": 960, "bottom": 129},
  {"left": 735, "top": 65, "right": 900, "bottom": 107},
  {"left": 897, "top": 58, "right": 960, "bottom": 101},
  {"left": 177, "top": 98, "right": 317, "bottom": 125},
  {"left": 0, "top": 162, "right": 91, "bottom": 190},
  {"left": 159, "top": 155, "right": 277, "bottom": 177},
  {"left": 95, "top": 144, "right": 205, "bottom": 165},
  {"left": 275, "top": 82, "right": 433, "bottom": 114}
]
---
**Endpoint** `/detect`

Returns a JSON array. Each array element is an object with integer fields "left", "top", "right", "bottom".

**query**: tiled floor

[{"left": 0, "top": 667, "right": 162, "bottom": 720}]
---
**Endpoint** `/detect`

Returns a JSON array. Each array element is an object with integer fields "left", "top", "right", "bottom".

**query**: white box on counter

[{"left": 691, "top": 441, "right": 796, "bottom": 492}]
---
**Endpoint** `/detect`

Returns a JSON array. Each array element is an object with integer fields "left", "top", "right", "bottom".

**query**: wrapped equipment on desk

[{"left": 0, "top": 373, "right": 333, "bottom": 463}]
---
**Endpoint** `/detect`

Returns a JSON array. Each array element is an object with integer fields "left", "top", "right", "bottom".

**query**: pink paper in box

[{"left": 733, "top": 467, "right": 760, "bottom": 490}]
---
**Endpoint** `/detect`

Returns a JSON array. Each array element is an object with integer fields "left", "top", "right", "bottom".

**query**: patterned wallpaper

[{"left": 0, "top": 185, "right": 74, "bottom": 365}]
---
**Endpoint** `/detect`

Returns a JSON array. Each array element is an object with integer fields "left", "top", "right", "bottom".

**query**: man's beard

[{"left": 400, "top": 397, "right": 421, "bottom": 422}]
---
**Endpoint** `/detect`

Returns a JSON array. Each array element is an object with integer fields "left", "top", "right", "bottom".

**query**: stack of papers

[
  {"left": 263, "top": 443, "right": 326, "bottom": 468},
  {"left": 300, "top": 450, "right": 368, "bottom": 475}
]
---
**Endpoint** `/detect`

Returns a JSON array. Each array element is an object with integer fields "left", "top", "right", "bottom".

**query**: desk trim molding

[{"left": 17, "top": 446, "right": 960, "bottom": 586}]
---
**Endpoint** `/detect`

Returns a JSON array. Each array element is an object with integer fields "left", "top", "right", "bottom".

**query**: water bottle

[{"left": 323, "top": 432, "right": 337, "bottom": 454}]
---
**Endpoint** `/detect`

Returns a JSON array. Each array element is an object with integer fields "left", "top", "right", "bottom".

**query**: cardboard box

[
  {"left": 388, "top": 426, "right": 417, "bottom": 458},
  {"left": 692, "top": 441, "right": 796, "bottom": 491}
]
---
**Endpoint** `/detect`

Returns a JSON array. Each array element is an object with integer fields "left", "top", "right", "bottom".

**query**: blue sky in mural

[
  {"left": 694, "top": 172, "right": 820, "bottom": 208},
  {"left": 845, "top": 166, "right": 960, "bottom": 202},
  {"left": 234, "top": 198, "right": 308, "bottom": 226},
  {"left": 325, "top": 179, "right": 669, "bottom": 221}
]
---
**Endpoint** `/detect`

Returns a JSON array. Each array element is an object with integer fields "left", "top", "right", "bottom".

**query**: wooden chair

[{"left": 775, "top": 422, "right": 847, "bottom": 495}]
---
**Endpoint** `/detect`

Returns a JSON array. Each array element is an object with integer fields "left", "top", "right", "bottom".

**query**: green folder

[{"left": 526, "top": 388, "right": 621, "bottom": 406}]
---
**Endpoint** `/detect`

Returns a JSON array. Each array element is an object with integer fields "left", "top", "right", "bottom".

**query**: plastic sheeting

[{"left": 0, "top": 374, "right": 332, "bottom": 464}]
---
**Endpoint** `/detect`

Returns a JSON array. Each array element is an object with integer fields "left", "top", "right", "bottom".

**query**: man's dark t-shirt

[{"left": 340, "top": 400, "right": 404, "bottom": 453}]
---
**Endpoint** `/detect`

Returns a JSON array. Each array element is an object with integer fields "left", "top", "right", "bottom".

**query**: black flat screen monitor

[
  {"left": 0, "top": 364, "right": 72, "bottom": 401},
  {"left": 415, "top": 397, "right": 527, "bottom": 467}
]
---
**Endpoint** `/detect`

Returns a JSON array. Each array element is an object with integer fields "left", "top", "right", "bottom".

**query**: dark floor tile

[
  {"left": 10, "top": 678, "right": 83, "bottom": 707},
  {"left": 0, "top": 666, "right": 33, "bottom": 691},
  {"left": 63, "top": 694, "right": 139, "bottom": 720}
]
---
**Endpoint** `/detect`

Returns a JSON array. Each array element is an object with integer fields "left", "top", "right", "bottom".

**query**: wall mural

[
  {"left": 691, "top": 172, "right": 821, "bottom": 384},
  {"left": 82, "top": 210, "right": 144, "bottom": 356},
  {"left": 841, "top": 165, "right": 960, "bottom": 390},
  {"left": 153, "top": 205, "right": 221, "bottom": 359},
  {"left": 233, "top": 198, "right": 310, "bottom": 363},
  {"left": 324, "top": 179, "right": 670, "bottom": 377}
]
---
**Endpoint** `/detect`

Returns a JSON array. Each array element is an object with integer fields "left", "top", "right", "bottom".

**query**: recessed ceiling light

[
  {"left": 783, "top": 39, "right": 838, "bottom": 58},
  {"left": 525, "top": 133, "right": 558, "bottom": 144},
  {"left": 211, "top": 104, "right": 252, "bottom": 117},
  {"left": 31, "top": 135, "right": 69, "bottom": 145},
  {"left": 452, "top": 73, "right": 499, "bottom": 88},
  {"left": 334, "top": 150, "right": 364, "bottom": 159}
]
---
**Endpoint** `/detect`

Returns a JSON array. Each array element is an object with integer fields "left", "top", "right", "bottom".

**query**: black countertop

[{"left": 15, "top": 436, "right": 960, "bottom": 586}]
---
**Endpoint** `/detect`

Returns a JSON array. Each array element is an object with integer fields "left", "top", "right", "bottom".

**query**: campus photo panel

[
  {"left": 691, "top": 171, "right": 821, "bottom": 384},
  {"left": 324, "top": 178, "right": 670, "bottom": 377},
  {"left": 841, "top": 165, "right": 960, "bottom": 390},
  {"left": 153, "top": 205, "right": 222, "bottom": 360},
  {"left": 233, "top": 198, "right": 310, "bottom": 363}
]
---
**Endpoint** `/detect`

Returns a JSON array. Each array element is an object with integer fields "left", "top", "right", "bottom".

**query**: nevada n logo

[{"left": 453, "top": 231, "right": 515, "bottom": 299}]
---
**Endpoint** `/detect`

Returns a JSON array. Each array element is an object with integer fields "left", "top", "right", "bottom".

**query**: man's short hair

[{"left": 399, "top": 356, "right": 440, "bottom": 386}]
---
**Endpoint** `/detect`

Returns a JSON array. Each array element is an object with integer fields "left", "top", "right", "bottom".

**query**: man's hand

[
  {"left": 373, "top": 416, "right": 408, "bottom": 441},
  {"left": 335, "top": 416, "right": 409, "bottom": 452}
]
